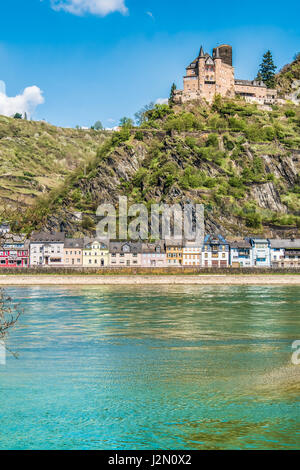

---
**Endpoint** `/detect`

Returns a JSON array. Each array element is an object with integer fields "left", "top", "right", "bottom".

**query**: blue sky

[{"left": 0, "top": 0, "right": 299, "bottom": 128}]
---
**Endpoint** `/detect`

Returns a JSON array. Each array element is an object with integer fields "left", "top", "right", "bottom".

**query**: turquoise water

[{"left": 0, "top": 285, "right": 299, "bottom": 450}]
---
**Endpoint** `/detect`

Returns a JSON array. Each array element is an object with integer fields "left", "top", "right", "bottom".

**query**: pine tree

[
  {"left": 257, "top": 51, "right": 277, "bottom": 88},
  {"left": 255, "top": 71, "right": 263, "bottom": 82},
  {"left": 169, "top": 83, "right": 177, "bottom": 105}
]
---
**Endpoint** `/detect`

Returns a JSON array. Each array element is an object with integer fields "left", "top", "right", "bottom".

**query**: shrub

[
  {"left": 245, "top": 212, "right": 262, "bottom": 228},
  {"left": 206, "top": 133, "right": 219, "bottom": 148},
  {"left": 81, "top": 215, "right": 95, "bottom": 230},
  {"left": 135, "top": 130, "right": 144, "bottom": 141},
  {"left": 285, "top": 109, "right": 296, "bottom": 118}
]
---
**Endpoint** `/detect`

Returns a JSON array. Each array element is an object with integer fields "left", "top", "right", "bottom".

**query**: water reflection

[{"left": 1, "top": 285, "right": 299, "bottom": 450}]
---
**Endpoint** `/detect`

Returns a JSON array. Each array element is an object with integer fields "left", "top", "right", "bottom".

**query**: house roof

[
  {"left": 269, "top": 239, "right": 300, "bottom": 249},
  {"left": 30, "top": 231, "right": 65, "bottom": 243},
  {"left": 204, "top": 234, "right": 228, "bottom": 244},
  {"left": 142, "top": 242, "right": 165, "bottom": 254},
  {"left": 165, "top": 239, "right": 183, "bottom": 248},
  {"left": 83, "top": 238, "right": 109, "bottom": 250},
  {"left": 230, "top": 240, "right": 251, "bottom": 249},
  {"left": 1, "top": 239, "right": 29, "bottom": 249},
  {"left": 64, "top": 238, "right": 84, "bottom": 249},
  {"left": 109, "top": 242, "right": 142, "bottom": 254}
]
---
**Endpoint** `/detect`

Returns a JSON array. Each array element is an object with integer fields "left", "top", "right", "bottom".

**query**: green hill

[
  {"left": 6, "top": 95, "right": 300, "bottom": 238},
  {"left": 0, "top": 116, "right": 108, "bottom": 208},
  {"left": 276, "top": 54, "right": 300, "bottom": 102}
]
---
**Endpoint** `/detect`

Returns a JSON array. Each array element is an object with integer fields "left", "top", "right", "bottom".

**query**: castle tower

[{"left": 213, "top": 44, "right": 232, "bottom": 66}]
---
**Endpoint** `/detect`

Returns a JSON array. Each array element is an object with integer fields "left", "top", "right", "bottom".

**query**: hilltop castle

[{"left": 174, "top": 45, "right": 278, "bottom": 105}]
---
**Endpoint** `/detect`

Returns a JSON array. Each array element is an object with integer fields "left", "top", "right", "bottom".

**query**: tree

[
  {"left": 134, "top": 102, "right": 155, "bottom": 126},
  {"left": 0, "top": 288, "right": 22, "bottom": 358},
  {"left": 257, "top": 51, "right": 277, "bottom": 88},
  {"left": 119, "top": 117, "right": 134, "bottom": 129},
  {"left": 93, "top": 121, "right": 103, "bottom": 131},
  {"left": 255, "top": 71, "right": 263, "bottom": 82},
  {"left": 169, "top": 83, "right": 177, "bottom": 105},
  {"left": 13, "top": 113, "right": 22, "bottom": 119},
  {"left": 294, "top": 52, "right": 300, "bottom": 61}
]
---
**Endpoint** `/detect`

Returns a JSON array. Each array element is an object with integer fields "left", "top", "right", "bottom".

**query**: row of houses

[{"left": 1, "top": 232, "right": 300, "bottom": 269}]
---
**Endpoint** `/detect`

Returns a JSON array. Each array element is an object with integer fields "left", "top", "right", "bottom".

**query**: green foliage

[
  {"left": 257, "top": 50, "right": 277, "bottom": 88},
  {"left": 13, "top": 113, "right": 22, "bottom": 119},
  {"left": 206, "top": 133, "right": 219, "bottom": 148},
  {"left": 81, "top": 215, "right": 95, "bottom": 230},
  {"left": 179, "top": 166, "right": 205, "bottom": 189},
  {"left": 134, "top": 130, "right": 144, "bottom": 141},
  {"left": 285, "top": 109, "right": 296, "bottom": 118},
  {"left": 93, "top": 121, "right": 103, "bottom": 131},
  {"left": 169, "top": 83, "right": 177, "bottom": 105},
  {"left": 146, "top": 104, "right": 173, "bottom": 122},
  {"left": 223, "top": 135, "right": 235, "bottom": 150},
  {"left": 134, "top": 102, "right": 155, "bottom": 126},
  {"left": 119, "top": 117, "right": 134, "bottom": 129},
  {"left": 164, "top": 112, "right": 202, "bottom": 132},
  {"left": 110, "top": 128, "right": 131, "bottom": 146}
]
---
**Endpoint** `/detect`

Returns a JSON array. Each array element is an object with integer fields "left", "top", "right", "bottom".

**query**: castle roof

[{"left": 199, "top": 46, "right": 205, "bottom": 57}]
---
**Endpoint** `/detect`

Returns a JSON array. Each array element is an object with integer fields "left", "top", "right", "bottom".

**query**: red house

[{"left": 0, "top": 235, "right": 29, "bottom": 268}]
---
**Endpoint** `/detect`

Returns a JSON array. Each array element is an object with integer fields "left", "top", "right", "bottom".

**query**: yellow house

[
  {"left": 82, "top": 238, "right": 109, "bottom": 267},
  {"left": 166, "top": 240, "right": 183, "bottom": 266}
]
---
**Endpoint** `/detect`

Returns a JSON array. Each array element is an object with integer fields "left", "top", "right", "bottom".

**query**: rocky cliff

[{"left": 7, "top": 96, "right": 300, "bottom": 239}]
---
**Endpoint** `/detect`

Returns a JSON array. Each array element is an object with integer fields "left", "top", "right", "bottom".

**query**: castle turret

[
  {"left": 213, "top": 44, "right": 232, "bottom": 66},
  {"left": 199, "top": 46, "right": 205, "bottom": 58}
]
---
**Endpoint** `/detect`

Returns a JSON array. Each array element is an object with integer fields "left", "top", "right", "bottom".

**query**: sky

[{"left": 0, "top": 0, "right": 299, "bottom": 128}]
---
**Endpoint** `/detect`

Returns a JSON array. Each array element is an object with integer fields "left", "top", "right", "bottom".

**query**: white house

[
  {"left": 141, "top": 242, "right": 167, "bottom": 267},
  {"left": 202, "top": 235, "right": 229, "bottom": 268},
  {"left": 248, "top": 238, "right": 270, "bottom": 267},
  {"left": 230, "top": 240, "right": 253, "bottom": 267},
  {"left": 30, "top": 232, "right": 65, "bottom": 266},
  {"left": 182, "top": 241, "right": 202, "bottom": 266}
]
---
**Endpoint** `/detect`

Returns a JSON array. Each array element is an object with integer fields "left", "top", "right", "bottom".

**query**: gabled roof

[
  {"left": 109, "top": 242, "right": 142, "bottom": 254},
  {"left": 142, "top": 242, "right": 165, "bottom": 254},
  {"left": 30, "top": 232, "right": 65, "bottom": 243},
  {"left": 204, "top": 234, "right": 228, "bottom": 244},
  {"left": 165, "top": 239, "right": 183, "bottom": 248},
  {"left": 230, "top": 240, "right": 251, "bottom": 249},
  {"left": 64, "top": 238, "right": 84, "bottom": 249},
  {"left": 250, "top": 238, "right": 269, "bottom": 244},
  {"left": 83, "top": 238, "right": 109, "bottom": 250},
  {"left": 205, "top": 56, "right": 214, "bottom": 65}
]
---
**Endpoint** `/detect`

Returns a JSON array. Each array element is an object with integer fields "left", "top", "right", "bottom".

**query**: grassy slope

[
  {"left": 0, "top": 116, "right": 108, "bottom": 208},
  {"left": 275, "top": 55, "right": 300, "bottom": 97}
]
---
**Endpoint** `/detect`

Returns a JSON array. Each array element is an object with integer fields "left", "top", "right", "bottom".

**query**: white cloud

[
  {"left": 0, "top": 81, "right": 44, "bottom": 118},
  {"left": 155, "top": 98, "right": 168, "bottom": 105},
  {"left": 146, "top": 11, "right": 154, "bottom": 20},
  {"left": 51, "top": 0, "right": 128, "bottom": 16}
]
